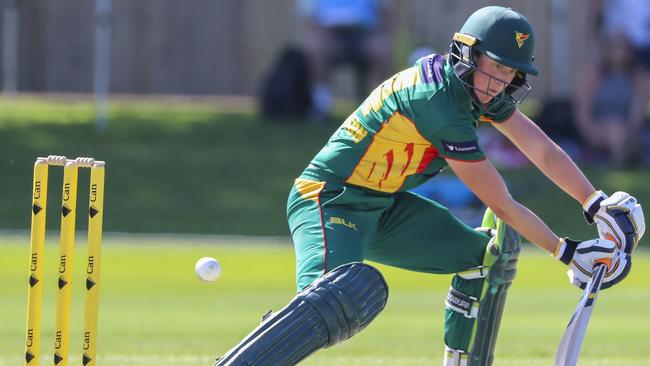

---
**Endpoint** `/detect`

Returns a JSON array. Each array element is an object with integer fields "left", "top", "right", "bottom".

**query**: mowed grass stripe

[{"left": 2, "top": 235, "right": 649, "bottom": 365}]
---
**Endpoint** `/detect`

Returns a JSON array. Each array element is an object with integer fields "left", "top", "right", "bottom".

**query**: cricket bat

[{"left": 555, "top": 262, "right": 608, "bottom": 366}]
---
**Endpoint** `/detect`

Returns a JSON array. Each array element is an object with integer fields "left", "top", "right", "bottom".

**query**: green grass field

[{"left": 2, "top": 234, "right": 649, "bottom": 366}]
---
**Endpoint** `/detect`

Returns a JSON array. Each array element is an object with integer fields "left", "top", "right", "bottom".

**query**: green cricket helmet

[{"left": 450, "top": 6, "right": 538, "bottom": 105}]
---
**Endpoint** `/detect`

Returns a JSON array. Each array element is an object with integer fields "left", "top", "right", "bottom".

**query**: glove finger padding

[
  {"left": 569, "top": 250, "right": 631, "bottom": 290},
  {"left": 596, "top": 192, "right": 645, "bottom": 253},
  {"left": 555, "top": 238, "right": 617, "bottom": 289},
  {"left": 602, "top": 250, "right": 631, "bottom": 289}
]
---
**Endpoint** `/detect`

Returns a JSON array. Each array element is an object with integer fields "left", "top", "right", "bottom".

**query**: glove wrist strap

[
  {"left": 554, "top": 238, "right": 579, "bottom": 265},
  {"left": 582, "top": 190, "right": 607, "bottom": 224}
]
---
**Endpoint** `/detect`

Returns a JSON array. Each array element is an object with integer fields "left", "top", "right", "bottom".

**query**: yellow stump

[
  {"left": 25, "top": 159, "right": 49, "bottom": 366},
  {"left": 82, "top": 162, "right": 105, "bottom": 366},
  {"left": 54, "top": 161, "right": 79, "bottom": 366}
]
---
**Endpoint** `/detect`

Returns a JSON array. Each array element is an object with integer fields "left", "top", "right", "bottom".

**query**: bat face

[{"left": 555, "top": 264, "right": 607, "bottom": 366}]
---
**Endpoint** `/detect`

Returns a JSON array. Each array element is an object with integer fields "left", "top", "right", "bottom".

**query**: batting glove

[
  {"left": 583, "top": 191, "right": 645, "bottom": 253},
  {"left": 554, "top": 237, "right": 628, "bottom": 290}
]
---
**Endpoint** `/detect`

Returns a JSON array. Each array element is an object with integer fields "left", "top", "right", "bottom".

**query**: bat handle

[
  {"left": 590, "top": 261, "right": 609, "bottom": 289},
  {"left": 593, "top": 258, "right": 611, "bottom": 270}
]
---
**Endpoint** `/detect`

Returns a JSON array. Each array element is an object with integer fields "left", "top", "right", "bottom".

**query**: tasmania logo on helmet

[{"left": 515, "top": 31, "right": 529, "bottom": 48}]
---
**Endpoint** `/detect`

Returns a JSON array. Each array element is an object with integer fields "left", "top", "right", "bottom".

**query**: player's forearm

[
  {"left": 447, "top": 155, "right": 571, "bottom": 253},
  {"left": 531, "top": 140, "right": 595, "bottom": 204},
  {"left": 490, "top": 199, "right": 559, "bottom": 253}
]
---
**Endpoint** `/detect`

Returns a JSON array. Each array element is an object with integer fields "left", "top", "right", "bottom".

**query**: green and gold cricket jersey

[{"left": 300, "top": 54, "right": 516, "bottom": 193}]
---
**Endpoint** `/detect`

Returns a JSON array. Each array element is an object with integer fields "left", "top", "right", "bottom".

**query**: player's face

[{"left": 472, "top": 54, "right": 517, "bottom": 104}]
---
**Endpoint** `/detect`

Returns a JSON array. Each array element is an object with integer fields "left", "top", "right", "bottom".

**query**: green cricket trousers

[{"left": 287, "top": 178, "right": 491, "bottom": 352}]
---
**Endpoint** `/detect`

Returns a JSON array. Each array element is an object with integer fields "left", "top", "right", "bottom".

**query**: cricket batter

[{"left": 214, "top": 6, "right": 645, "bottom": 366}]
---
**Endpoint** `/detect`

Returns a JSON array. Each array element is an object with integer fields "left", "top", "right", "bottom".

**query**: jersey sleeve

[
  {"left": 430, "top": 124, "right": 485, "bottom": 162},
  {"left": 479, "top": 96, "right": 517, "bottom": 123}
]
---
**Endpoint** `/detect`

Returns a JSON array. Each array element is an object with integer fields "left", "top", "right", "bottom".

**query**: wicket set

[{"left": 25, "top": 156, "right": 106, "bottom": 366}]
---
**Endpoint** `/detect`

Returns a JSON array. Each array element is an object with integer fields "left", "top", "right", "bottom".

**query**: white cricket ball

[{"left": 195, "top": 257, "right": 221, "bottom": 282}]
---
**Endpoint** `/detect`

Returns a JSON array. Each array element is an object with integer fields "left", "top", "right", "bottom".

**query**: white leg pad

[{"left": 444, "top": 346, "right": 468, "bottom": 366}]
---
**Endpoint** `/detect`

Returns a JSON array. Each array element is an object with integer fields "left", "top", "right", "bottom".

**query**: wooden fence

[{"left": 0, "top": 0, "right": 592, "bottom": 98}]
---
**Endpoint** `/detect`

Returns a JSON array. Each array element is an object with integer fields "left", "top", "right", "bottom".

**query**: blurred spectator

[
  {"left": 298, "top": 0, "right": 392, "bottom": 119},
  {"left": 535, "top": 98, "right": 584, "bottom": 160},
  {"left": 594, "top": 0, "right": 650, "bottom": 72},
  {"left": 259, "top": 46, "right": 313, "bottom": 120},
  {"left": 574, "top": 30, "right": 648, "bottom": 166}
]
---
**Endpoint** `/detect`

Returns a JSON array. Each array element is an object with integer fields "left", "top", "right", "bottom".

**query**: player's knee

[{"left": 303, "top": 262, "right": 389, "bottom": 346}]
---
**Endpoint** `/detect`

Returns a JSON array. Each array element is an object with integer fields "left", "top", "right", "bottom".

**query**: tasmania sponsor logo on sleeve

[{"left": 441, "top": 140, "right": 480, "bottom": 154}]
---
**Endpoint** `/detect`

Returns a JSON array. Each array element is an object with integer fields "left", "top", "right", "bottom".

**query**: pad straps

[{"left": 446, "top": 287, "right": 480, "bottom": 319}]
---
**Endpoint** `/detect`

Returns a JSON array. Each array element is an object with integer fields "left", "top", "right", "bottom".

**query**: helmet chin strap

[
  {"left": 469, "top": 87, "right": 487, "bottom": 113},
  {"left": 471, "top": 70, "right": 510, "bottom": 104},
  {"left": 466, "top": 75, "right": 515, "bottom": 116}
]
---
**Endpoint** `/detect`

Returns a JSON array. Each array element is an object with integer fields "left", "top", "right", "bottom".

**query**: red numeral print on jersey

[
  {"left": 379, "top": 149, "right": 394, "bottom": 189},
  {"left": 346, "top": 114, "right": 438, "bottom": 192},
  {"left": 401, "top": 143, "right": 414, "bottom": 176}
]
